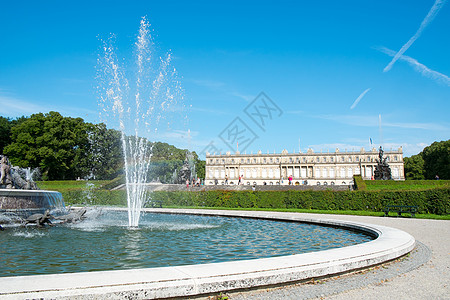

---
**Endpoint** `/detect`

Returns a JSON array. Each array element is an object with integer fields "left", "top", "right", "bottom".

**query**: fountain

[
  {"left": 97, "top": 17, "right": 185, "bottom": 227},
  {"left": 0, "top": 155, "right": 65, "bottom": 220}
]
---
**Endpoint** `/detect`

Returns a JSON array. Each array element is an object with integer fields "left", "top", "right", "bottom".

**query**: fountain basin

[
  {"left": 0, "top": 189, "right": 64, "bottom": 219},
  {"left": 0, "top": 208, "right": 415, "bottom": 299}
]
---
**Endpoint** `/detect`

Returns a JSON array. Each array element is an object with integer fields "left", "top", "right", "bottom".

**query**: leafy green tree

[
  {"left": 422, "top": 140, "right": 450, "bottom": 179},
  {"left": 5, "top": 112, "right": 88, "bottom": 180},
  {"left": 75, "top": 123, "right": 123, "bottom": 180},
  {"left": 0, "top": 117, "right": 13, "bottom": 153},
  {"left": 194, "top": 156, "right": 206, "bottom": 180},
  {"left": 0, "top": 116, "right": 27, "bottom": 153},
  {"left": 404, "top": 154, "right": 425, "bottom": 180}
]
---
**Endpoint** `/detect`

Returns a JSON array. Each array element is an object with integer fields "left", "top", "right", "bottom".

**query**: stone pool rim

[{"left": 0, "top": 208, "right": 415, "bottom": 299}]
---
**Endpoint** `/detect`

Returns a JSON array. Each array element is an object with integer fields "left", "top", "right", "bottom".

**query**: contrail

[
  {"left": 378, "top": 46, "right": 450, "bottom": 86},
  {"left": 383, "top": 0, "right": 447, "bottom": 72},
  {"left": 350, "top": 88, "right": 371, "bottom": 110}
]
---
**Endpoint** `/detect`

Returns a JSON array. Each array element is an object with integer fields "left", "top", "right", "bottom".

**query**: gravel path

[{"left": 225, "top": 214, "right": 450, "bottom": 300}]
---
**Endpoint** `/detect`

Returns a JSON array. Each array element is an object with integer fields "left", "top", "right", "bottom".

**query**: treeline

[
  {"left": 0, "top": 112, "right": 204, "bottom": 181},
  {"left": 404, "top": 140, "right": 449, "bottom": 180}
]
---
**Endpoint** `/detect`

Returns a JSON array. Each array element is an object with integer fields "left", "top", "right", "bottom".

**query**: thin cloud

[
  {"left": 377, "top": 46, "right": 450, "bottom": 86},
  {"left": 350, "top": 88, "right": 371, "bottom": 110},
  {"left": 0, "top": 95, "right": 47, "bottom": 117},
  {"left": 190, "top": 106, "right": 233, "bottom": 116},
  {"left": 189, "top": 78, "right": 253, "bottom": 102},
  {"left": 316, "top": 114, "right": 449, "bottom": 131},
  {"left": 384, "top": 0, "right": 447, "bottom": 72}
]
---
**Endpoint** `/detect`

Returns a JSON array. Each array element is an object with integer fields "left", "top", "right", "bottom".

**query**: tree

[
  {"left": 0, "top": 116, "right": 27, "bottom": 153},
  {"left": 75, "top": 123, "right": 123, "bottom": 180},
  {"left": 0, "top": 117, "right": 13, "bottom": 153},
  {"left": 5, "top": 112, "right": 88, "bottom": 180},
  {"left": 422, "top": 140, "right": 450, "bottom": 179},
  {"left": 404, "top": 154, "right": 425, "bottom": 180}
]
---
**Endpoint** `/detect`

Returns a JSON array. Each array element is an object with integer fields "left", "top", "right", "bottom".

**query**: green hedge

[
  {"left": 148, "top": 188, "right": 450, "bottom": 215},
  {"left": 353, "top": 175, "right": 367, "bottom": 190},
  {"left": 62, "top": 187, "right": 450, "bottom": 215}
]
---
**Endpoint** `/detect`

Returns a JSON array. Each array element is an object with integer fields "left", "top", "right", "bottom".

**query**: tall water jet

[{"left": 97, "top": 17, "right": 185, "bottom": 227}]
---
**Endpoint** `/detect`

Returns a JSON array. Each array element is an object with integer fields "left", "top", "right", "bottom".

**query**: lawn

[{"left": 365, "top": 179, "right": 449, "bottom": 191}]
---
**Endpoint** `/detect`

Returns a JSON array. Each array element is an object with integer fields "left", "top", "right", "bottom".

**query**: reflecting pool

[{"left": 0, "top": 211, "right": 374, "bottom": 277}]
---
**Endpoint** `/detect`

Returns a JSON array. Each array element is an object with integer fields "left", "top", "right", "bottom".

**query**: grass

[
  {"left": 365, "top": 179, "right": 450, "bottom": 191},
  {"left": 161, "top": 206, "right": 450, "bottom": 220},
  {"left": 36, "top": 180, "right": 109, "bottom": 192}
]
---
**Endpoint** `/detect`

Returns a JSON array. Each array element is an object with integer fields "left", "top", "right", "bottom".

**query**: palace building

[{"left": 205, "top": 147, "right": 404, "bottom": 186}]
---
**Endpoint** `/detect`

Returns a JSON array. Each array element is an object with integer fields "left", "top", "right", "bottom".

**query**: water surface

[{"left": 0, "top": 211, "right": 373, "bottom": 277}]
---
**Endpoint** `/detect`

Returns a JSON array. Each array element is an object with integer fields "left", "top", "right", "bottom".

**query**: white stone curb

[{"left": 0, "top": 209, "right": 415, "bottom": 299}]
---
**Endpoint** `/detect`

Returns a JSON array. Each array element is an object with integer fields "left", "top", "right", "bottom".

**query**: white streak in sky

[
  {"left": 350, "top": 88, "right": 371, "bottom": 109},
  {"left": 378, "top": 46, "right": 450, "bottom": 86},
  {"left": 383, "top": 0, "right": 447, "bottom": 72}
]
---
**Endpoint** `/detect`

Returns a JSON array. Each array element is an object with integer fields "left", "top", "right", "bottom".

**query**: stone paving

[{"left": 225, "top": 214, "right": 450, "bottom": 300}]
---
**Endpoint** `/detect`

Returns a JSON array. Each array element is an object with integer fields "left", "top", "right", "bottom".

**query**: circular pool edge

[{"left": 0, "top": 208, "right": 415, "bottom": 299}]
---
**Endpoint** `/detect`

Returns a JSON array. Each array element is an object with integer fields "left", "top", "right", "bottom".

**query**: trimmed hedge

[
  {"left": 353, "top": 175, "right": 367, "bottom": 191},
  {"left": 148, "top": 188, "right": 450, "bottom": 215},
  {"left": 61, "top": 187, "right": 450, "bottom": 215}
]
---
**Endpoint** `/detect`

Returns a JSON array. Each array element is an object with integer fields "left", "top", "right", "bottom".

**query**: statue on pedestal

[{"left": 374, "top": 146, "right": 392, "bottom": 180}]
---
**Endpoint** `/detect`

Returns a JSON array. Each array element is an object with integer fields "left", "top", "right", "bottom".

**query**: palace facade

[{"left": 205, "top": 147, "right": 404, "bottom": 186}]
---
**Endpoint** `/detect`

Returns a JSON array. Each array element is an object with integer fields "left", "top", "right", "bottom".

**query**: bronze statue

[{"left": 374, "top": 146, "right": 392, "bottom": 180}]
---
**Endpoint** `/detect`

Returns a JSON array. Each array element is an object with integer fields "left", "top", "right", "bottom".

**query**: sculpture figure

[
  {"left": 374, "top": 146, "right": 392, "bottom": 180},
  {"left": 0, "top": 155, "right": 38, "bottom": 189},
  {"left": 24, "top": 210, "right": 53, "bottom": 227},
  {"left": 55, "top": 207, "right": 87, "bottom": 223}
]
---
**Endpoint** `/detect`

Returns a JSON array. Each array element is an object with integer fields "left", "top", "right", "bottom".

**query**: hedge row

[
  {"left": 149, "top": 188, "right": 450, "bottom": 215},
  {"left": 62, "top": 187, "right": 450, "bottom": 215},
  {"left": 353, "top": 175, "right": 367, "bottom": 190}
]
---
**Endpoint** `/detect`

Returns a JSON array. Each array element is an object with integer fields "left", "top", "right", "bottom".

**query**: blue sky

[{"left": 0, "top": 0, "right": 449, "bottom": 158}]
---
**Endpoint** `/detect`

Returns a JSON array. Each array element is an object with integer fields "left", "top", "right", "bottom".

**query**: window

[
  {"left": 341, "top": 156, "right": 345, "bottom": 162},
  {"left": 356, "top": 156, "right": 359, "bottom": 162},
  {"left": 296, "top": 158, "right": 300, "bottom": 163},
  {"left": 289, "top": 157, "right": 293, "bottom": 163},
  {"left": 270, "top": 158, "right": 273, "bottom": 163},
  {"left": 262, "top": 168, "right": 267, "bottom": 178},
  {"left": 231, "top": 159, "right": 235, "bottom": 163},
  {"left": 247, "top": 158, "right": 250, "bottom": 163},
  {"left": 348, "top": 156, "right": 352, "bottom": 162},
  {"left": 331, "top": 157, "right": 334, "bottom": 162},
  {"left": 253, "top": 158, "right": 257, "bottom": 163},
  {"left": 263, "top": 158, "right": 267, "bottom": 163},
  {"left": 276, "top": 158, "right": 280, "bottom": 163},
  {"left": 303, "top": 157, "right": 306, "bottom": 163},
  {"left": 316, "top": 157, "right": 320, "bottom": 162}
]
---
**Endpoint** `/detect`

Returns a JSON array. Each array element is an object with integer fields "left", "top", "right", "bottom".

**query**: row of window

[
  {"left": 208, "top": 167, "right": 401, "bottom": 179},
  {"left": 209, "top": 155, "right": 399, "bottom": 165},
  {"left": 208, "top": 180, "right": 350, "bottom": 186}
]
